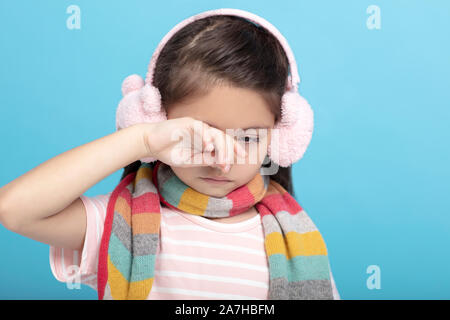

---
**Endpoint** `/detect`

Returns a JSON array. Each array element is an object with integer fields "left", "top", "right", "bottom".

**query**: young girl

[{"left": 0, "top": 8, "right": 340, "bottom": 300}]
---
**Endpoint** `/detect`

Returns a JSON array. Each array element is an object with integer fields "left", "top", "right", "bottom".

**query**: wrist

[{"left": 132, "top": 122, "right": 156, "bottom": 161}]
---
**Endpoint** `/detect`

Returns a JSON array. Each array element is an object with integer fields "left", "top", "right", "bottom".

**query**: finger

[
  {"left": 223, "top": 132, "right": 236, "bottom": 165},
  {"left": 173, "top": 144, "right": 194, "bottom": 167},
  {"left": 188, "top": 125, "right": 209, "bottom": 166},
  {"left": 203, "top": 127, "right": 214, "bottom": 152},
  {"left": 192, "top": 121, "right": 214, "bottom": 154},
  {"left": 198, "top": 124, "right": 215, "bottom": 166},
  {"left": 234, "top": 138, "right": 247, "bottom": 158},
  {"left": 190, "top": 124, "right": 212, "bottom": 166},
  {"left": 209, "top": 127, "right": 227, "bottom": 167}
]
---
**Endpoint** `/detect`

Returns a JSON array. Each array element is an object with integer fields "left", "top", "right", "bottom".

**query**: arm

[{"left": 0, "top": 123, "right": 151, "bottom": 250}]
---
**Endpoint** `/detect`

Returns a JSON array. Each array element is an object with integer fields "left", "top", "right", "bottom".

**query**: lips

[
  {"left": 202, "top": 177, "right": 231, "bottom": 181},
  {"left": 200, "top": 177, "right": 232, "bottom": 184}
]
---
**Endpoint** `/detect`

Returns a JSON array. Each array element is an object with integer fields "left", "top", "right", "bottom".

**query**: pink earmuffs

[{"left": 115, "top": 8, "right": 314, "bottom": 168}]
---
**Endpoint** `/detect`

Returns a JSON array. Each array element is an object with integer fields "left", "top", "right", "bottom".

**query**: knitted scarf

[{"left": 97, "top": 160, "right": 334, "bottom": 300}]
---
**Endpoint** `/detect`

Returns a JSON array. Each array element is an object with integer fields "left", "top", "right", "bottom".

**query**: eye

[{"left": 238, "top": 136, "right": 260, "bottom": 143}]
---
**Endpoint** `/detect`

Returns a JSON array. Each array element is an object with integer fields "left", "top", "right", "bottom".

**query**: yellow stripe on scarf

[
  {"left": 178, "top": 188, "right": 209, "bottom": 215},
  {"left": 265, "top": 230, "right": 328, "bottom": 258}
]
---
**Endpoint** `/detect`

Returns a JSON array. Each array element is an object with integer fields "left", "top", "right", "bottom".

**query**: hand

[{"left": 141, "top": 117, "right": 247, "bottom": 171}]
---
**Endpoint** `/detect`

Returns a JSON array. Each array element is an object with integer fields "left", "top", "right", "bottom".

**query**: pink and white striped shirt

[{"left": 49, "top": 192, "right": 340, "bottom": 300}]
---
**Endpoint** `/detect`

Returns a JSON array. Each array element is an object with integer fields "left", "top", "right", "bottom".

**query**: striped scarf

[{"left": 97, "top": 160, "right": 334, "bottom": 300}]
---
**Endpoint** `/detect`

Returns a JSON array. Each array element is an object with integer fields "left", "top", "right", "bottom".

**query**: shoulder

[{"left": 79, "top": 192, "right": 112, "bottom": 219}]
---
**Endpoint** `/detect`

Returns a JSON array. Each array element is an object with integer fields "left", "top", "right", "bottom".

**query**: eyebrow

[
  {"left": 202, "top": 121, "right": 270, "bottom": 131},
  {"left": 242, "top": 125, "right": 270, "bottom": 130}
]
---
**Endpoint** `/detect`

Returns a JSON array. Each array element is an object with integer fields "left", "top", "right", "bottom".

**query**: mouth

[{"left": 200, "top": 177, "right": 232, "bottom": 184}]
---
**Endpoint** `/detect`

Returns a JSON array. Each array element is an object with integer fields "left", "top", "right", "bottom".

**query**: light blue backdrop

[{"left": 1, "top": 0, "right": 449, "bottom": 300}]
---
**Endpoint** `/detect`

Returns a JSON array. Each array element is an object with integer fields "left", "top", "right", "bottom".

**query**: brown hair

[{"left": 120, "top": 15, "right": 295, "bottom": 197}]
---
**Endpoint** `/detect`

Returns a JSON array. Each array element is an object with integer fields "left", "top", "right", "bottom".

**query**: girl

[{"left": 0, "top": 8, "right": 340, "bottom": 300}]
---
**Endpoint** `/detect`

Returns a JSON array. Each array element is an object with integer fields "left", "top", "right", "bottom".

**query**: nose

[
  {"left": 210, "top": 161, "right": 231, "bottom": 174},
  {"left": 206, "top": 148, "right": 233, "bottom": 173},
  {"left": 212, "top": 164, "right": 230, "bottom": 174}
]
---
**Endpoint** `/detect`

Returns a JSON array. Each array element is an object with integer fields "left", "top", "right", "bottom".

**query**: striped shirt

[{"left": 49, "top": 192, "right": 340, "bottom": 300}]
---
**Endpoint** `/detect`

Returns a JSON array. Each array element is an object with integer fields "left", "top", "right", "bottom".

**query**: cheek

[
  {"left": 242, "top": 141, "right": 269, "bottom": 165},
  {"left": 170, "top": 166, "right": 197, "bottom": 183},
  {"left": 232, "top": 162, "right": 261, "bottom": 180}
]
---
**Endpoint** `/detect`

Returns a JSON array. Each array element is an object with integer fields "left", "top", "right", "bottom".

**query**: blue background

[{"left": 1, "top": 0, "right": 449, "bottom": 299}]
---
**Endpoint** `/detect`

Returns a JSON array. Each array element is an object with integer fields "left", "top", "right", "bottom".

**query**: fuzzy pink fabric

[{"left": 115, "top": 8, "right": 314, "bottom": 167}]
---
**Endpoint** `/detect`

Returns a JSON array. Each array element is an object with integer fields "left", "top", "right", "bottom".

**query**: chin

[{"left": 194, "top": 182, "right": 234, "bottom": 198}]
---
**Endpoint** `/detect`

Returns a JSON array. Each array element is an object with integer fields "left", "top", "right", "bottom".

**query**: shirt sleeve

[
  {"left": 330, "top": 269, "right": 341, "bottom": 300},
  {"left": 48, "top": 192, "right": 111, "bottom": 291}
]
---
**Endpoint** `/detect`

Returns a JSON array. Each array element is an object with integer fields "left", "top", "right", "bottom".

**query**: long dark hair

[{"left": 120, "top": 15, "right": 295, "bottom": 197}]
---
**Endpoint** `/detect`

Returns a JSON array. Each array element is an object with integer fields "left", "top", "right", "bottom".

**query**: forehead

[{"left": 167, "top": 85, "right": 275, "bottom": 131}]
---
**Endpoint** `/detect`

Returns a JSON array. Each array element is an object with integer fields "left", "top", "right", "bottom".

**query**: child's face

[{"left": 167, "top": 85, "right": 275, "bottom": 197}]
